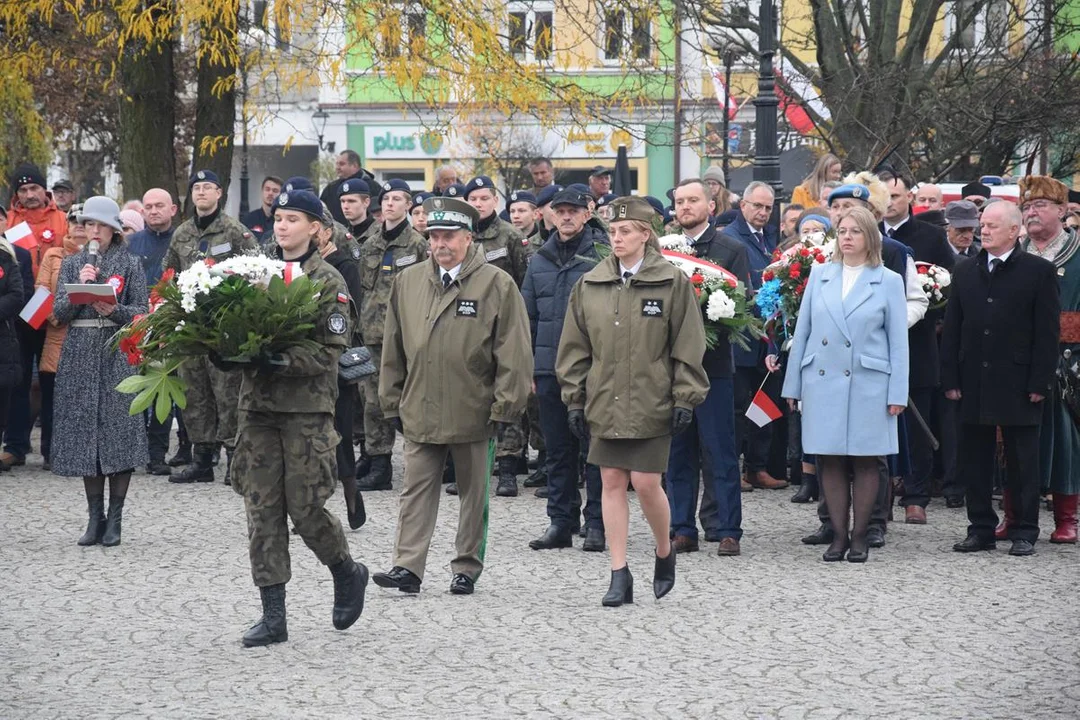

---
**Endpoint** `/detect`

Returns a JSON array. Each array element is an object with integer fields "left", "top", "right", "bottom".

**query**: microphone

[{"left": 88, "top": 240, "right": 100, "bottom": 268}]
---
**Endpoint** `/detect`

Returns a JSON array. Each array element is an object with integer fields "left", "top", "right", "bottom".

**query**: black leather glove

[
  {"left": 252, "top": 351, "right": 288, "bottom": 374},
  {"left": 495, "top": 421, "right": 512, "bottom": 443},
  {"left": 671, "top": 407, "right": 693, "bottom": 435},
  {"left": 567, "top": 409, "right": 589, "bottom": 443},
  {"left": 207, "top": 350, "right": 244, "bottom": 372},
  {"left": 389, "top": 416, "right": 404, "bottom": 433}
]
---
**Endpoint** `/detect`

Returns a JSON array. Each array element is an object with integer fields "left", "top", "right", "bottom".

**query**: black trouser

[
  {"left": 901, "top": 388, "right": 934, "bottom": 508},
  {"left": 145, "top": 407, "right": 172, "bottom": 463},
  {"left": 961, "top": 424, "right": 1041, "bottom": 543},
  {"left": 734, "top": 365, "right": 773, "bottom": 474},
  {"left": 334, "top": 381, "right": 357, "bottom": 480},
  {"left": 536, "top": 376, "right": 602, "bottom": 532},
  {"left": 818, "top": 456, "right": 889, "bottom": 531},
  {"left": 39, "top": 371, "right": 55, "bottom": 461},
  {"left": 5, "top": 325, "right": 44, "bottom": 458},
  {"left": 938, "top": 391, "right": 964, "bottom": 501}
]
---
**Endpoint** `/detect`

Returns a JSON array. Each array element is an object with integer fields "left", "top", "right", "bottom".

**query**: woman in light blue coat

[{"left": 782, "top": 206, "right": 909, "bottom": 563}]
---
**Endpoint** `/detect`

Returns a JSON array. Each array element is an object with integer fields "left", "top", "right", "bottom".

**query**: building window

[
  {"left": 245, "top": 0, "right": 290, "bottom": 51},
  {"left": 601, "top": 4, "right": 652, "bottom": 62},
  {"left": 507, "top": 1, "right": 554, "bottom": 63},
  {"left": 946, "top": 0, "right": 1009, "bottom": 50},
  {"left": 383, "top": 3, "right": 427, "bottom": 58}
]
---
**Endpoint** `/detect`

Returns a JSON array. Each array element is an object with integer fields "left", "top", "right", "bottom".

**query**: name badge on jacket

[
  {"left": 486, "top": 247, "right": 508, "bottom": 262},
  {"left": 456, "top": 299, "right": 478, "bottom": 317},
  {"left": 210, "top": 242, "right": 232, "bottom": 256},
  {"left": 642, "top": 299, "right": 664, "bottom": 317}
]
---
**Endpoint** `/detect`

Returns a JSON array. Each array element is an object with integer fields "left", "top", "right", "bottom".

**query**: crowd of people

[{"left": 2, "top": 148, "right": 1077, "bottom": 645}]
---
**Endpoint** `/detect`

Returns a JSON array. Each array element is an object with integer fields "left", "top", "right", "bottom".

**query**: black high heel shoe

[
  {"left": 602, "top": 566, "right": 633, "bottom": 607},
  {"left": 822, "top": 539, "right": 849, "bottom": 562},
  {"left": 847, "top": 537, "right": 869, "bottom": 563},
  {"left": 653, "top": 548, "right": 676, "bottom": 599}
]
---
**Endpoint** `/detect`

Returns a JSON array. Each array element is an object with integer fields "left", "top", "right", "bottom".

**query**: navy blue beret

[
  {"left": 284, "top": 176, "right": 314, "bottom": 192},
  {"left": 274, "top": 189, "right": 324, "bottom": 221},
  {"left": 339, "top": 178, "right": 371, "bottom": 197},
  {"left": 508, "top": 190, "right": 538, "bottom": 208},
  {"left": 189, "top": 169, "right": 221, "bottom": 190},
  {"left": 536, "top": 184, "right": 564, "bottom": 207},
  {"left": 464, "top": 176, "right": 497, "bottom": 199}
]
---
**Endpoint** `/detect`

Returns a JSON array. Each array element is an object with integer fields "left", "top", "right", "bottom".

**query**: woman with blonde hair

[
  {"left": 557, "top": 196, "right": 708, "bottom": 606},
  {"left": 792, "top": 153, "right": 843, "bottom": 208},
  {"left": 782, "top": 206, "right": 909, "bottom": 563}
]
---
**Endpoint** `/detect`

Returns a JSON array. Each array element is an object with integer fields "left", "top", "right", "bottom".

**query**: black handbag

[{"left": 338, "top": 345, "right": 377, "bottom": 383}]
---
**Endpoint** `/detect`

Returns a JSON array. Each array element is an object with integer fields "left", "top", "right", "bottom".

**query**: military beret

[
  {"left": 284, "top": 176, "right": 314, "bottom": 192},
  {"left": 959, "top": 181, "right": 991, "bottom": 200},
  {"left": 189, "top": 169, "right": 221, "bottom": 190},
  {"left": 1019, "top": 175, "right": 1068, "bottom": 205},
  {"left": 274, "top": 189, "right": 324, "bottom": 222},
  {"left": 567, "top": 183, "right": 591, "bottom": 195},
  {"left": 551, "top": 189, "right": 591, "bottom": 209},
  {"left": 463, "top": 176, "right": 496, "bottom": 199},
  {"left": 411, "top": 191, "right": 434, "bottom": 210},
  {"left": 339, "top": 178, "right": 371, "bottom": 198},
  {"left": 643, "top": 196, "right": 666, "bottom": 216},
  {"left": 508, "top": 190, "right": 538, "bottom": 208},
  {"left": 828, "top": 183, "right": 871, "bottom": 205},
  {"left": 423, "top": 196, "right": 480, "bottom": 231},
  {"left": 589, "top": 165, "right": 612, "bottom": 178},
  {"left": 596, "top": 193, "right": 617, "bottom": 208},
  {"left": 442, "top": 182, "right": 467, "bottom": 199},
  {"left": 379, "top": 178, "right": 412, "bottom": 196},
  {"left": 10, "top": 163, "right": 47, "bottom": 192},
  {"left": 608, "top": 196, "right": 657, "bottom": 223},
  {"left": 536, "top": 184, "right": 564, "bottom": 207}
]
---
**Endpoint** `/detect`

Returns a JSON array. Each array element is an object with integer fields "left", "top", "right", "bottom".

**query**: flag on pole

[
  {"left": 746, "top": 389, "right": 783, "bottom": 427},
  {"left": 19, "top": 286, "right": 53, "bottom": 329},
  {"left": 708, "top": 64, "right": 739, "bottom": 121},
  {"left": 7, "top": 222, "right": 36, "bottom": 250}
]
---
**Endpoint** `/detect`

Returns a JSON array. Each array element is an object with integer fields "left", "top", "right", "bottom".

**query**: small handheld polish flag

[
  {"left": 7, "top": 222, "right": 36, "bottom": 250},
  {"left": 19, "top": 286, "right": 53, "bottom": 329}
]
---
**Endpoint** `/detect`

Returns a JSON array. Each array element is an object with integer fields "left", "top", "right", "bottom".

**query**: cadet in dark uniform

[
  {"left": 227, "top": 189, "right": 368, "bottom": 647},
  {"left": 339, "top": 178, "right": 379, "bottom": 247},
  {"left": 557, "top": 197, "right": 709, "bottom": 607},
  {"left": 410, "top": 191, "right": 434, "bottom": 236}
]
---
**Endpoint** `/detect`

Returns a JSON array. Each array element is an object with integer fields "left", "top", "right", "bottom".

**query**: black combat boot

[
  {"left": 355, "top": 454, "right": 392, "bottom": 491},
  {"left": 523, "top": 451, "right": 547, "bottom": 488},
  {"left": 170, "top": 444, "right": 215, "bottom": 483},
  {"left": 242, "top": 584, "right": 288, "bottom": 647},
  {"left": 101, "top": 495, "right": 126, "bottom": 547},
  {"left": 495, "top": 457, "right": 519, "bottom": 497},
  {"left": 329, "top": 557, "right": 369, "bottom": 630},
  {"left": 77, "top": 495, "right": 107, "bottom": 546}
]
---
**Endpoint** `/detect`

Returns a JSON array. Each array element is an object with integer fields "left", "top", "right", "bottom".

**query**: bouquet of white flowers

[{"left": 915, "top": 261, "right": 951, "bottom": 309}]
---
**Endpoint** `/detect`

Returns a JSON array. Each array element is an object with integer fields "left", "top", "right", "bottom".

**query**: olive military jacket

[
  {"left": 474, "top": 215, "right": 528, "bottom": 287},
  {"left": 358, "top": 220, "right": 428, "bottom": 346},
  {"left": 379, "top": 243, "right": 533, "bottom": 445},
  {"left": 556, "top": 247, "right": 710, "bottom": 440},
  {"left": 238, "top": 249, "right": 351, "bottom": 414},
  {"left": 164, "top": 212, "right": 258, "bottom": 272}
]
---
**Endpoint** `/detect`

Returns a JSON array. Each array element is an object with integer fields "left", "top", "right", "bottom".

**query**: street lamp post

[
  {"left": 312, "top": 109, "right": 334, "bottom": 154},
  {"left": 239, "top": 69, "right": 250, "bottom": 216},
  {"left": 721, "top": 49, "right": 735, "bottom": 183},
  {"left": 753, "top": 0, "right": 783, "bottom": 230}
]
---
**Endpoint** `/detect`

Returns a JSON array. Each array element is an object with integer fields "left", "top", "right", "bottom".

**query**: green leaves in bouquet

[
  {"left": 213, "top": 275, "right": 326, "bottom": 359},
  {"left": 117, "top": 360, "right": 188, "bottom": 423}
]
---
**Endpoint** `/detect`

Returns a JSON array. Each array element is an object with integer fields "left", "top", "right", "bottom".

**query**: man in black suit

[
  {"left": 320, "top": 150, "right": 370, "bottom": 226},
  {"left": 879, "top": 171, "right": 955, "bottom": 525},
  {"left": 667, "top": 179, "right": 752, "bottom": 557},
  {"left": 941, "top": 201, "right": 1060, "bottom": 556}
]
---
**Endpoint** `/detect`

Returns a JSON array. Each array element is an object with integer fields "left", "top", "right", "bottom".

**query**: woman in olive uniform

[
  {"left": 557, "top": 196, "right": 709, "bottom": 607},
  {"left": 226, "top": 189, "right": 368, "bottom": 647}
]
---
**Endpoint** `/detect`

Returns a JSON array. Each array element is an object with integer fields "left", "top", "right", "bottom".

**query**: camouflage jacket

[
  {"left": 359, "top": 220, "right": 428, "bottom": 346},
  {"left": 238, "top": 248, "right": 350, "bottom": 414},
  {"left": 473, "top": 215, "right": 527, "bottom": 287},
  {"left": 164, "top": 212, "right": 258, "bottom": 272},
  {"left": 523, "top": 225, "right": 545, "bottom": 262}
]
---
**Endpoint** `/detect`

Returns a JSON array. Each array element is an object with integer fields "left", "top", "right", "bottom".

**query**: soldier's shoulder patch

[
  {"left": 328, "top": 312, "right": 347, "bottom": 334},
  {"left": 352, "top": 246, "right": 361, "bottom": 259}
]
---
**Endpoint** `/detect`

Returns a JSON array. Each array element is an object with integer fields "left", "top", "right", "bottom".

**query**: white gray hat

[{"left": 76, "top": 196, "right": 123, "bottom": 232}]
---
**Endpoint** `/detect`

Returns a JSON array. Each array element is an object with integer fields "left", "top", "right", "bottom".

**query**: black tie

[
  {"left": 990, "top": 258, "right": 1002, "bottom": 273},
  {"left": 753, "top": 232, "right": 765, "bottom": 251},
  {"left": 442, "top": 272, "right": 452, "bottom": 288},
  {"left": 622, "top": 271, "right": 633, "bottom": 284},
  {"left": 886, "top": 227, "right": 897, "bottom": 238}
]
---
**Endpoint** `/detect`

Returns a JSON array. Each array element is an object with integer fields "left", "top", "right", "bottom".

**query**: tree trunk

[
  {"left": 117, "top": 35, "right": 178, "bottom": 203},
  {"left": 191, "top": 8, "right": 239, "bottom": 211}
]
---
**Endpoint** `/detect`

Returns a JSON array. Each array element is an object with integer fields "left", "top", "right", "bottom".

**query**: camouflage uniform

[
  {"left": 230, "top": 248, "right": 353, "bottom": 587},
  {"left": 359, "top": 221, "right": 428, "bottom": 455},
  {"left": 165, "top": 213, "right": 259, "bottom": 448},
  {"left": 523, "top": 225, "right": 545, "bottom": 262}
]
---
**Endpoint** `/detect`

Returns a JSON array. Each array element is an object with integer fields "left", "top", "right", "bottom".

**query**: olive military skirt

[{"left": 588, "top": 435, "right": 671, "bottom": 474}]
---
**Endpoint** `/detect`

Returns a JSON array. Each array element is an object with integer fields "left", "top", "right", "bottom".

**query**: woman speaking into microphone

[
  {"left": 557, "top": 196, "right": 708, "bottom": 607},
  {"left": 52, "top": 196, "right": 149, "bottom": 547}
]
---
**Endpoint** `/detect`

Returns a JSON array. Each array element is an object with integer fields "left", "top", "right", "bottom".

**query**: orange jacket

[
  {"left": 36, "top": 234, "right": 81, "bottom": 374},
  {"left": 8, "top": 198, "right": 68, "bottom": 278}
]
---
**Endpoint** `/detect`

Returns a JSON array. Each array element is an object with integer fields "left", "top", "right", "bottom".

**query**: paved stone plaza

[{"left": 1, "top": 439, "right": 1077, "bottom": 719}]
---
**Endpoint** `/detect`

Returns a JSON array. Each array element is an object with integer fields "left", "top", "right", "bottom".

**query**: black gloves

[
  {"left": 389, "top": 416, "right": 404, "bottom": 433},
  {"left": 495, "top": 421, "right": 512, "bottom": 443},
  {"left": 671, "top": 407, "right": 693, "bottom": 435},
  {"left": 207, "top": 351, "right": 243, "bottom": 372},
  {"left": 567, "top": 409, "right": 589, "bottom": 443}
]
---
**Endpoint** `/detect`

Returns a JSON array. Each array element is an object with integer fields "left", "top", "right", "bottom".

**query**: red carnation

[
  {"left": 917, "top": 265, "right": 928, "bottom": 274},
  {"left": 204, "top": 258, "right": 216, "bottom": 267},
  {"left": 691, "top": 272, "right": 704, "bottom": 285},
  {"left": 799, "top": 248, "right": 810, "bottom": 257},
  {"left": 815, "top": 255, "right": 826, "bottom": 263},
  {"left": 160, "top": 268, "right": 175, "bottom": 284},
  {"left": 762, "top": 270, "right": 775, "bottom": 282},
  {"left": 789, "top": 265, "right": 802, "bottom": 279}
]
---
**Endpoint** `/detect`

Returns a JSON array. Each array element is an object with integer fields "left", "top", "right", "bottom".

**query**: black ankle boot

[
  {"left": 170, "top": 445, "right": 215, "bottom": 483},
  {"left": 167, "top": 443, "right": 192, "bottom": 467},
  {"left": 653, "top": 548, "right": 676, "bottom": 599},
  {"left": 495, "top": 457, "right": 518, "bottom": 497},
  {"left": 329, "top": 557, "right": 369, "bottom": 630},
  {"left": 523, "top": 451, "right": 547, "bottom": 487},
  {"left": 602, "top": 566, "right": 633, "bottom": 607},
  {"left": 356, "top": 455, "right": 392, "bottom": 491},
  {"left": 77, "top": 495, "right": 107, "bottom": 546},
  {"left": 242, "top": 584, "right": 288, "bottom": 647},
  {"left": 101, "top": 496, "right": 125, "bottom": 547},
  {"left": 791, "top": 474, "right": 818, "bottom": 503}
]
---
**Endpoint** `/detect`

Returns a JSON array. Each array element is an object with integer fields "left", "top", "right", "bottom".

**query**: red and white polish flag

[
  {"left": 19, "top": 286, "right": 53, "bottom": 329},
  {"left": 7, "top": 222, "right": 36, "bottom": 250},
  {"left": 283, "top": 262, "right": 302, "bottom": 285},
  {"left": 745, "top": 389, "right": 783, "bottom": 428}
]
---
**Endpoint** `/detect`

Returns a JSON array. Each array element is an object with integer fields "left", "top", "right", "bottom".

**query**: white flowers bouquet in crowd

[{"left": 915, "top": 261, "right": 951, "bottom": 309}]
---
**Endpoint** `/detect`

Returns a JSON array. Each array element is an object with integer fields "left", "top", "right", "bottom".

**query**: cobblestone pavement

[{"left": 1, "top": 437, "right": 1077, "bottom": 719}]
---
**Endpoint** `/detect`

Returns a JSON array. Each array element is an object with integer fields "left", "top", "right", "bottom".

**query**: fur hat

[
  {"left": 1019, "top": 176, "right": 1068, "bottom": 205},
  {"left": 841, "top": 171, "right": 889, "bottom": 218}
]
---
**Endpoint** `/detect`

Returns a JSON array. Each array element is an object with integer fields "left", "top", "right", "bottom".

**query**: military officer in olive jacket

[
  {"left": 165, "top": 170, "right": 260, "bottom": 484},
  {"left": 373, "top": 197, "right": 533, "bottom": 596}
]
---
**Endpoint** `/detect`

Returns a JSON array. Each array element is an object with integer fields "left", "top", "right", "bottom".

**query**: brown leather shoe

[
  {"left": 748, "top": 471, "right": 789, "bottom": 490},
  {"left": 905, "top": 505, "right": 927, "bottom": 525},
  {"left": 740, "top": 476, "right": 754, "bottom": 492},
  {"left": 716, "top": 538, "right": 741, "bottom": 556},
  {"left": 671, "top": 535, "right": 699, "bottom": 554}
]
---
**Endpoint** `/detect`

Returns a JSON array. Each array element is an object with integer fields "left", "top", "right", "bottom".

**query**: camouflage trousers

[
  {"left": 362, "top": 344, "right": 396, "bottom": 455},
  {"left": 231, "top": 410, "right": 350, "bottom": 587},
  {"left": 178, "top": 356, "right": 240, "bottom": 448},
  {"left": 495, "top": 392, "right": 545, "bottom": 458}
]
